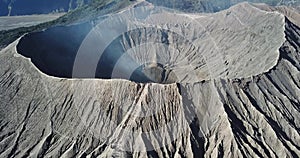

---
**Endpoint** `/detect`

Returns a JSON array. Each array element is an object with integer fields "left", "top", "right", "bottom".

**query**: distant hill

[{"left": 146, "top": 0, "right": 300, "bottom": 12}]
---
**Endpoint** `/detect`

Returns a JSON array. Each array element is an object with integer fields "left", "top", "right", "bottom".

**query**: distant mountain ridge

[{"left": 146, "top": 0, "right": 300, "bottom": 12}]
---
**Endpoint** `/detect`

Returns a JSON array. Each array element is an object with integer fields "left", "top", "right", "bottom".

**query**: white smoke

[
  {"left": 68, "top": 0, "right": 84, "bottom": 12},
  {"left": 7, "top": 0, "right": 16, "bottom": 16},
  {"left": 7, "top": 5, "right": 11, "bottom": 16},
  {"left": 68, "top": 0, "right": 73, "bottom": 11},
  {"left": 76, "top": 0, "right": 84, "bottom": 8}
]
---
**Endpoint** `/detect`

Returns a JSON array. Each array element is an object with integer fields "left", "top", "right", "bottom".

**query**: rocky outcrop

[{"left": 0, "top": 2, "right": 299, "bottom": 158}]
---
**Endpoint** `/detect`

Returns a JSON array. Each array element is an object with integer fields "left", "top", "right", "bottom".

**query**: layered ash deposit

[{"left": 0, "top": 1, "right": 299, "bottom": 158}]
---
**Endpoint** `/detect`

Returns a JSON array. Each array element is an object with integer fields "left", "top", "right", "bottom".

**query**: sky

[{"left": 0, "top": 0, "right": 74, "bottom": 16}]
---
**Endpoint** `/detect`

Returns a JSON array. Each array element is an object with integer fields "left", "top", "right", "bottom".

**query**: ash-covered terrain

[
  {"left": 0, "top": 0, "right": 300, "bottom": 158},
  {"left": 0, "top": 14, "right": 64, "bottom": 31}
]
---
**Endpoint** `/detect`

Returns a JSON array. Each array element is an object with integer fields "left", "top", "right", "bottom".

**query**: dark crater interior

[{"left": 17, "top": 23, "right": 178, "bottom": 84}]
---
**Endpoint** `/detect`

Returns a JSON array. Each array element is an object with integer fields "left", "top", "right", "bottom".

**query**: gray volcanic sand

[
  {"left": 0, "top": 13, "right": 63, "bottom": 31},
  {"left": 0, "top": 2, "right": 299, "bottom": 158}
]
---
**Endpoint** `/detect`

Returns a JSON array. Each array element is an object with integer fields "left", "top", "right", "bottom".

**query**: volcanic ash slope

[
  {"left": 0, "top": 2, "right": 300, "bottom": 158},
  {"left": 0, "top": 14, "right": 64, "bottom": 31}
]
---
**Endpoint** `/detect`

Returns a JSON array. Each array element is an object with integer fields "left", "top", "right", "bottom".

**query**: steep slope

[
  {"left": 0, "top": 2, "right": 299, "bottom": 158},
  {"left": 204, "top": 18, "right": 300, "bottom": 157}
]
